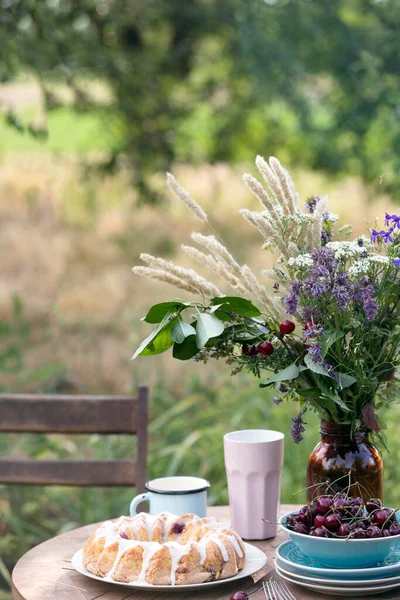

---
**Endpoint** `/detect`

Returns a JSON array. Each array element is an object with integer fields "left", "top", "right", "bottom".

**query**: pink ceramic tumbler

[{"left": 224, "top": 429, "right": 284, "bottom": 540}]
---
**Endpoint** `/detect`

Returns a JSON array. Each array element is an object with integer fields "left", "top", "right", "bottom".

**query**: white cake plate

[{"left": 72, "top": 542, "right": 266, "bottom": 591}]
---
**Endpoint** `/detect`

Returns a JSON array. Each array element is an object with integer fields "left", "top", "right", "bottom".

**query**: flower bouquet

[{"left": 132, "top": 155, "right": 400, "bottom": 495}]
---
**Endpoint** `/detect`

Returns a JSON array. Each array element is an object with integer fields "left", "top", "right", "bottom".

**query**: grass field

[{"left": 1, "top": 101, "right": 400, "bottom": 595}]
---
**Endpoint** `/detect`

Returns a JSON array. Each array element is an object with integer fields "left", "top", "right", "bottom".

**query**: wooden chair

[{"left": 0, "top": 386, "right": 148, "bottom": 492}]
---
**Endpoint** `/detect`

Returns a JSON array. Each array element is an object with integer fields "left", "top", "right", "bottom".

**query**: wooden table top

[{"left": 11, "top": 505, "right": 400, "bottom": 600}]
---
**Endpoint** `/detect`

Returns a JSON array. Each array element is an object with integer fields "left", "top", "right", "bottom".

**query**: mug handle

[{"left": 130, "top": 492, "right": 149, "bottom": 516}]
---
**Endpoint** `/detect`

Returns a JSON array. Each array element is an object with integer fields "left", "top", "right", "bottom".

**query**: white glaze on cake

[{"left": 83, "top": 511, "right": 246, "bottom": 585}]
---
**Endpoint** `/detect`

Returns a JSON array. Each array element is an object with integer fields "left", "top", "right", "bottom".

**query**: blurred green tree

[{"left": 1, "top": 0, "right": 399, "bottom": 200}]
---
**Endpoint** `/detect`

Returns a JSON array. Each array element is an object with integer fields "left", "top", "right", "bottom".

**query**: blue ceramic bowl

[{"left": 279, "top": 510, "right": 400, "bottom": 568}]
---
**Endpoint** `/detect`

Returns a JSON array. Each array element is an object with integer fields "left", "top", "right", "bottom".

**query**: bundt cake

[{"left": 82, "top": 511, "right": 246, "bottom": 585}]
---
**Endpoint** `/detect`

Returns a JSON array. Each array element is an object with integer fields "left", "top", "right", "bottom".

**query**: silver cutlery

[{"left": 263, "top": 579, "right": 297, "bottom": 600}]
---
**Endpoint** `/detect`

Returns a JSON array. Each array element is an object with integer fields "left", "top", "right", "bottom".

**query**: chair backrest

[{"left": 0, "top": 386, "right": 148, "bottom": 492}]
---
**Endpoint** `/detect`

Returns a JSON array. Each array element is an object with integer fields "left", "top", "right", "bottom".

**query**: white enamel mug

[{"left": 130, "top": 476, "right": 210, "bottom": 517}]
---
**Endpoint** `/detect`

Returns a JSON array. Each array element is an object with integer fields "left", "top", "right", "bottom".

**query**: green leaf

[
  {"left": 132, "top": 308, "right": 176, "bottom": 359},
  {"left": 172, "top": 335, "right": 199, "bottom": 360},
  {"left": 210, "top": 303, "right": 224, "bottom": 313},
  {"left": 297, "top": 388, "right": 322, "bottom": 398},
  {"left": 337, "top": 373, "right": 357, "bottom": 389},
  {"left": 171, "top": 320, "right": 196, "bottom": 343},
  {"left": 304, "top": 353, "right": 330, "bottom": 376},
  {"left": 316, "top": 375, "right": 350, "bottom": 412},
  {"left": 196, "top": 312, "right": 224, "bottom": 349},
  {"left": 329, "top": 391, "right": 351, "bottom": 411},
  {"left": 143, "top": 302, "right": 187, "bottom": 324},
  {"left": 140, "top": 317, "right": 178, "bottom": 356},
  {"left": 211, "top": 296, "right": 261, "bottom": 317},
  {"left": 321, "top": 330, "right": 344, "bottom": 357},
  {"left": 260, "top": 363, "right": 299, "bottom": 387}
]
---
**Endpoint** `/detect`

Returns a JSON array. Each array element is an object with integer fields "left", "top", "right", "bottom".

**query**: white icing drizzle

[
  {"left": 168, "top": 542, "right": 193, "bottom": 585},
  {"left": 198, "top": 540, "right": 207, "bottom": 565},
  {"left": 137, "top": 541, "right": 162, "bottom": 581},
  {"left": 221, "top": 532, "right": 243, "bottom": 558},
  {"left": 90, "top": 511, "right": 245, "bottom": 584},
  {"left": 106, "top": 538, "right": 133, "bottom": 579},
  {"left": 210, "top": 536, "right": 229, "bottom": 562}
]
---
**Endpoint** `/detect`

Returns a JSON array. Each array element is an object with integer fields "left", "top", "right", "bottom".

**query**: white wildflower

[
  {"left": 348, "top": 260, "right": 370, "bottom": 277},
  {"left": 325, "top": 212, "right": 339, "bottom": 223},
  {"left": 288, "top": 254, "right": 313, "bottom": 269},
  {"left": 356, "top": 235, "right": 373, "bottom": 250},
  {"left": 166, "top": 172, "right": 208, "bottom": 223},
  {"left": 326, "top": 241, "right": 370, "bottom": 260},
  {"left": 291, "top": 209, "right": 315, "bottom": 226},
  {"left": 368, "top": 255, "right": 390, "bottom": 265}
]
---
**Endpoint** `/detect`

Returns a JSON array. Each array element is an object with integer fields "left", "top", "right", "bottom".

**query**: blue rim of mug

[{"left": 145, "top": 477, "right": 210, "bottom": 495}]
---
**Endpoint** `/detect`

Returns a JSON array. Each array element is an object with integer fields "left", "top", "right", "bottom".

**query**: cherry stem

[{"left": 292, "top": 479, "right": 329, "bottom": 497}]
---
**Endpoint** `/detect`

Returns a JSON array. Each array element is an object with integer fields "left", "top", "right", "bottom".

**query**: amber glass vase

[{"left": 306, "top": 420, "right": 383, "bottom": 502}]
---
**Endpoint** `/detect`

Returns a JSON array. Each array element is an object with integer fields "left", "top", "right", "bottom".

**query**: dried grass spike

[{"left": 166, "top": 172, "right": 208, "bottom": 223}]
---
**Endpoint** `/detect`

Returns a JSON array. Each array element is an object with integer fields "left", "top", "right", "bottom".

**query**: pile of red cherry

[{"left": 285, "top": 493, "right": 400, "bottom": 539}]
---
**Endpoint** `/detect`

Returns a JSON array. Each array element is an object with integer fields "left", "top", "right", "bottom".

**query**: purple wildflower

[
  {"left": 353, "top": 280, "right": 378, "bottom": 321},
  {"left": 382, "top": 227, "right": 394, "bottom": 243},
  {"left": 305, "top": 196, "right": 321, "bottom": 213},
  {"left": 299, "top": 305, "right": 321, "bottom": 322},
  {"left": 291, "top": 280, "right": 302, "bottom": 294},
  {"left": 361, "top": 403, "right": 381, "bottom": 433},
  {"left": 393, "top": 259, "right": 400, "bottom": 268},
  {"left": 272, "top": 396, "right": 283, "bottom": 405},
  {"left": 279, "top": 383, "right": 288, "bottom": 393},
  {"left": 309, "top": 280, "right": 329, "bottom": 297},
  {"left": 371, "top": 229, "right": 386, "bottom": 243},
  {"left": 314, "top": 264, "right": 330, "bottom": 277},
  {"left": 284, "top": 280, "right": 302, "bottom": 314},
  {"left": 285, "top": 293, "right": 298, "bottom": 315},
  {"left": 333, "top": 285, "right": 351, "bottom": 310},
  {"left": 385, "top": 213, "right": 400, "bottom": 228},
  {"left": 371, "top": 228, "right": 394, "bottom": 243},
  {"left": 291, "top": 414, "right": 306, "bottom": 444},
  {"left": 312, "top": 247, "right": 336, "bottom": 268},
  {"left": 304, "top": 324, "right": 323, "bottom": 339},
  {"left": 307, "top": 343, "right": 323, "bottom": 364}
]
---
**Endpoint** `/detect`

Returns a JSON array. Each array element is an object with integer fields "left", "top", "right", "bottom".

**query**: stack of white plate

[{"left": 275, "top": 540, "right": 400, "bottom": 596}]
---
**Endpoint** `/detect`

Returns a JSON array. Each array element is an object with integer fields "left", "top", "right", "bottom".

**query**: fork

[{"left": 263, "top": 579, "right": 297, "bottom": 600}]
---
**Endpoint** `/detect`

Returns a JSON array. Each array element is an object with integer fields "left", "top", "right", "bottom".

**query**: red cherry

[
  {"left": 313, "top": 514, "right": 326, "bottom": 528},
  {"left": 305, "top": 320, "right": 313, "bottom": 330},
  {"left": 258, "top": 341, "right": 274, "bottom": 356},
  {"left": 315, "top": 496, "right": 332, "bottom": 514},
  {"left": 230, "top": 593, "right": 248, "bottom": 600},
  {"left": 325, "top": 513, "right": 341, "bottom": 531},
  {"left": 279, "top": 320, "right": 296, "bottom": 335},
  {"left": 242, "top": 344, "right": 258, "bottom": 356}
]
